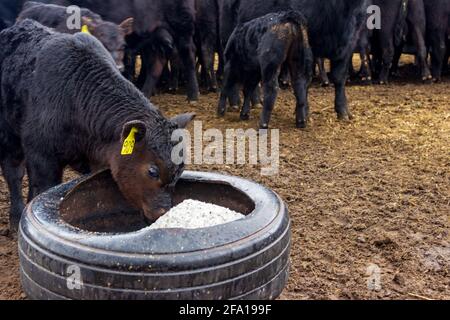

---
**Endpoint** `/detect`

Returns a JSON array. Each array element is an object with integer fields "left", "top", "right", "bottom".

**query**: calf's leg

[
  {"left": 0, "top": 152, "right": 25, "bottom": 231},
  {"left": 26, "top": 153, "right": 64, "bottom": 203}
]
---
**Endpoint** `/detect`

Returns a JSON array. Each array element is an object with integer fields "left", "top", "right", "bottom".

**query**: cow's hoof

[
  {"left": 209, "top": 87, "right": 219, "bottom": 93},
  {"left": 337, "top": 112, "right": 353, "bottom": 122},
  {"left": 260, "top": 123, "right": 269, "bottom": 130},
  {"left": 189, "top": 100, "right": 198, "bottom": 106},
  {"left": 296, "top": 121, "right": 307, "bottom": 129},
  {"left": 321, "top": 81, "right": 330, "bottom": 87},
  {"left": 253, "top": 103, "right": 263, "bottom": 109},
  {"left": 217, "top": 109, "right": 226, "bottom": 117},
  {"left": 230, "top": 105, "right": 240, "bottom": 113},
  {"left": 432, "top": 77, "right": 441, "bottom": 83},
  {"left": 422, "top": 75, "right": 433, "bottom": 84},
  {"left": 378, "top": 80, "right": 388, "bottom": 85},
  {"left": 240, "top": 113, "right": 250, "bottom": 121},
  {"left": 168, "top": 88, "right": 178, "bottom": 94},
  {"left": 280, "top": 81, "right": 290, "bottom": 90},
  {"left": 361, "top": 77, "right": 372, "bottom": 85}
]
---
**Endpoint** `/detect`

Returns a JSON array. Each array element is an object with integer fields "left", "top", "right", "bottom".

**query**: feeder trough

[{"left": 18, "top": 170, "right": 291, "bottom": 300}]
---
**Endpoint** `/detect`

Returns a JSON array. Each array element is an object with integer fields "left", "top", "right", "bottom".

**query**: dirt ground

[{"left": 0, "top": 62, "right": 449, "bottom": 300}]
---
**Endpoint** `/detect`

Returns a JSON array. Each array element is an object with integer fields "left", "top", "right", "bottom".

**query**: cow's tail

[
  {"left": 394, "top": 0, "right": 409, "bottom": 46},
  {"left": 282, "top": 10, "right": 314, "bottom": 79}
]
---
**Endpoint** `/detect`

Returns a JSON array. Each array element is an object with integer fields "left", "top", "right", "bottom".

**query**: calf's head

[
  {"left": 82, "top": 17, "right": 134, "bottom": 72},
  {"left": 109, "top": 114, "right": 195, "bottom": 222}
]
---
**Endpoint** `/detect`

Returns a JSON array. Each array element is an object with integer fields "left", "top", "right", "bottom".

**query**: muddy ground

[{"left": 0, "top": 62, "right": 449, "bottom": 300}]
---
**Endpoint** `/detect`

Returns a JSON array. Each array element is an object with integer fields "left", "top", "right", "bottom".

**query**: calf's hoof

[
  {"left": 321, "top": 81, "right": 330, "bottom": 87},
  {"left": 189, "top": 100, "right": 198, "bottom": 106}
]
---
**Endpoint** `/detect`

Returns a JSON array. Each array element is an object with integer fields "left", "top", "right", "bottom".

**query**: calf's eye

[{"left": 148, "top": 166, "right": 160, "bottom": 179}]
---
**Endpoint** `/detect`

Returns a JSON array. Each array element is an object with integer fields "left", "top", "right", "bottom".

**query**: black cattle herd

[{"left": 0, "top": 0, "right": 449, "bottom": 230}]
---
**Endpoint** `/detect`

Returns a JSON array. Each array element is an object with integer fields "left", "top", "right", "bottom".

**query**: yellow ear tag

[
  {"left": 121, "top": 127, "right": 138, "bottom": 156},
  {"left": 81, "top": 25, "right": 91, "bottom": 35}
]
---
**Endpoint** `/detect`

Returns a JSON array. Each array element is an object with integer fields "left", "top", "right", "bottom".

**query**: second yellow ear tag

[
  {"left": 81, "top": 25, "right": 91, "bottom": 35},
  {"left": 121, "top": 127, "right": 138, "bottom": 156}
]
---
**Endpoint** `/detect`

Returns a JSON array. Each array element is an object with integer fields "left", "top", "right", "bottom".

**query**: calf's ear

[
  {"left": 171, "top": 113, "right": 196, "bottom": 129},
  {"left": 119, "top": 18, "right": 134, "bottom": 35},
  {"left": 121, "top": 120, "right": 147, "bottom": 143}
]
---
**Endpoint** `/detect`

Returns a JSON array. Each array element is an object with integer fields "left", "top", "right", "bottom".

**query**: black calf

[{"left": 218, "top": 11, "right": 313, "bottom": 129}]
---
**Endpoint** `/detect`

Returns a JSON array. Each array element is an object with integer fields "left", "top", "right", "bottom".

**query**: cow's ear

[
  {"left": 119, "top": 17, "right": 134, "bottom": 35},
  {"left": 171, "top": 113, "right": 196, "bottom": 129},
  {"left": 81, "top": 16, "right": 97, "bottom": 31}
]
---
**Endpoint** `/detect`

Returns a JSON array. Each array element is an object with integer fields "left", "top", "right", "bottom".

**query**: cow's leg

[
  {"left": 330, "top": 58, "right": 352, "bottom": 121},
  {"left": 359, "top": 51, "right": 372, "bottom": 83},
  {"left": 177, "top": 36, "right": 200, "bottom": 102},
  {"left": 123, "top": 49, "right": 137, "bottom": 81},
  {"left": 251, "top": 86, "right": 262, "bottom": 108},
  {"left": 139, "top": 46, "right": 167, "bottom": 99},
  {"left": 316, "top": 58, "right": 330, "bottom": 87},
  {"left": 0, "top": 150, "right": 25, "bottom": 231},
  {"left": 240, "top": 77, "right": 260, "bottom": 121},
  {"left": 358, "top": 33, "right": 372, "bottom": 83},
  {"left": 201, "top": 40, "right": 218, "bottom": 92},
  {"left": 429, "top": 31, "right": 446, "bottom": 82},
  {"left": 169, "top": 54, "right": 181, "bottom": 93},
  {"left": 411, "top": 27, "right": 432, "bottom": 81},
  {"left": 379, "top": 33, "right": 395, "bottom": 84}
]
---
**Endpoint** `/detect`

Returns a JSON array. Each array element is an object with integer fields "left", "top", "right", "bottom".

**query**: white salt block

[{"left": 149, "top": 199, "right": 245, "bottom": 230}]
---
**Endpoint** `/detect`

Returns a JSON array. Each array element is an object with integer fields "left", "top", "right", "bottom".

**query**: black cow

[
  {"left": 218, "top": 11, "right": 313, "bottom": 129},
  {"left": 0, "top": 20, "right": 195, "bottom": 231},
  {"left": 17, "top": 1, "right": 134, "bottom": 71},
  {"left": 371, "top": 0, "right": 431, "bottom": 83},
  {"left": 39, "top": 0, "right": 200, "bottom": 101},
  {"left": 424, "top": 0, "right": 450, "bottom": 81},
  {"left": 234, "top": 0, "right": 369, "bottom": 122}
]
